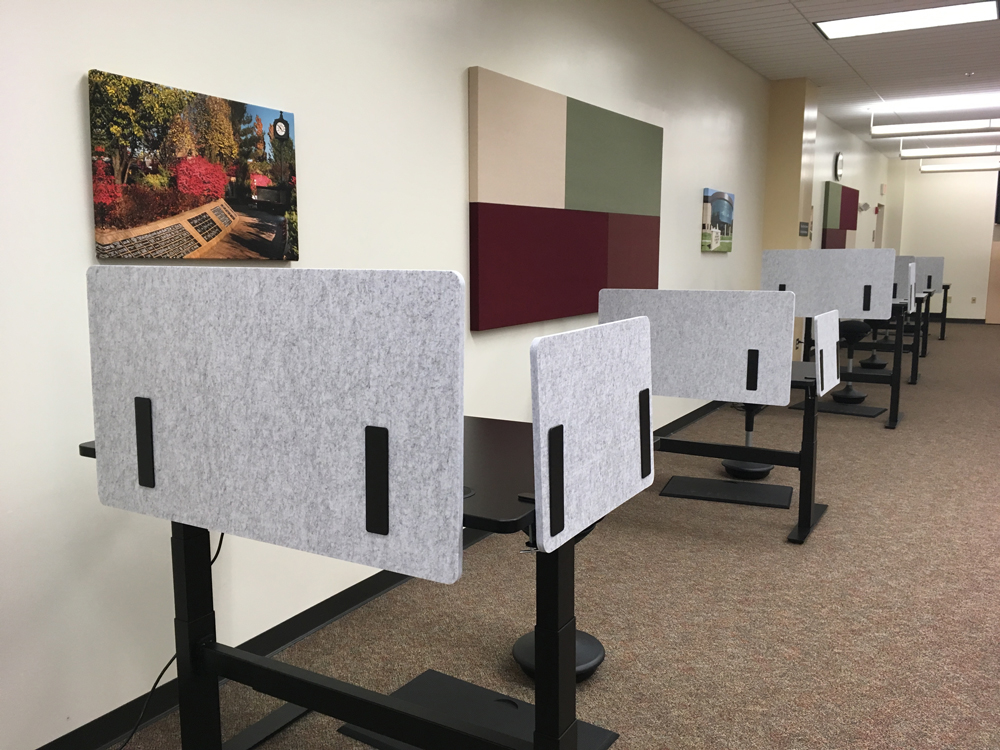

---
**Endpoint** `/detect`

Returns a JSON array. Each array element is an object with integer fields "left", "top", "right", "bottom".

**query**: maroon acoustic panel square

[
  {"left": 470, "top": 203, "right": 609, "bottom": 330},
  {"left": 822, "top": 228, "right": 848, "bottom": 249},
  {"left": 839, "top": 186, "right": 859, "bottom": 231},
  {"left": 607, "top": 213, "right": 659, "bottom": 289}
]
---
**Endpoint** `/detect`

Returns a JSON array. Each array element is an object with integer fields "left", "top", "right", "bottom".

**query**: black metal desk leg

[
  {"left": 886, "top": 309, "right": 904, "bottom": 429},
  {"left": 788, "top": 381, "right": 825, "bottom": 543},
  {"left": 940, "top": 284, "right": 950, "bottom": 340},
  {"left": 909, "top": 297, "right": 922, "bottom": 385},
  {"left": 921, "top": 292, "right": 932, "bottom": 357},
  {"left": 534, "top": 544, "right": 578, "bottom": 750},
  {"left": 172, "top": 522, "right": 222, "bottom": 750}
]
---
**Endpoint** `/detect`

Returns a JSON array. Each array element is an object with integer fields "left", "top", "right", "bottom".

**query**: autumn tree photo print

[{"left": 88, "top": 70, "right": 298, "bottom": 260}]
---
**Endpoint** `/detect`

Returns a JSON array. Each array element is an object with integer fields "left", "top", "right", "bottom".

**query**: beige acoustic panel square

[{"left": 469, "top": 67, "right": 566, "bottom": 209}]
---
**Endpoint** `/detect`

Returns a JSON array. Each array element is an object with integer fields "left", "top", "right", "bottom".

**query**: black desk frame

[
  {"left": 805, "top": 302, "right": 907, "bottom": 429},
  {"left": 655, "top": 377, "right": 824, "bottom": 544},
  {"left": 81, "top": 436, "right": 597, "bottom": 750}
]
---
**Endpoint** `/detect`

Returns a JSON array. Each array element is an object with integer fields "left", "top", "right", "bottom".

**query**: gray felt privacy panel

[
  {"left": 760, "top": 248, "right": 895, "bottom": 319},
  {"left": 599, "top": 289, "right": 795, "bottom": 406},
  {"left": 915, "top": 256, "right": 944, "bottom": 293},
  {"left": 812, "top": 309, "right": 841, "bottom": 397},
  {"left": 894, "top": 258, "right": 917, "bottom": 313},
  {"left": 530, "top": 317, "right": 653, "bottom": 552},
  {"left": 87, "top": 266, "right": 465, "bottom": 584}
]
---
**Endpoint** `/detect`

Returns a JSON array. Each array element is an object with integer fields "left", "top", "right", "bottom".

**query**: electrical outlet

[
  {"left": 948, "top": 296, "right": 953, "bottom": 303},
  {"left": 971, "top": 297, "right": 977, "bottom": 303}
]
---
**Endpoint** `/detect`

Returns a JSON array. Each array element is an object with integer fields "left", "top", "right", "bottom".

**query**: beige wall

[
  {"left": 0, "top": 2, "right": 771, "bottom": 747},
  {"left": 898, "top": 162, "right": 998, "bottom": 318}
]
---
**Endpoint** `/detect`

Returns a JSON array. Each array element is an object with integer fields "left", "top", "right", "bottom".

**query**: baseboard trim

[
  {"left": 928, "top": 315, "right": 984, "bottom": 324},
  {"left": 39, "top": 527, "right": 491, "bottom": 750},
  {"left": 653, "top": 400, "right": 726, "bottom": 438}
]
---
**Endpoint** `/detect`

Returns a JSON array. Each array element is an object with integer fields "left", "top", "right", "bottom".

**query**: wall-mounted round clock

[{"left": 834, "top": 152, "right": 844, "bottom": 181}]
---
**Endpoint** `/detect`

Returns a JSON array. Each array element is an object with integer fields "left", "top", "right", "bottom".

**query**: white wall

[
  {"left": 810, "top": 113, "right": 889, "bottom": 251},
  {"left": 0, "top": 2, "right": 769, "bottom": 747},
  {"left": 897, "top": 161, "right": 999, "bottom": 319}
]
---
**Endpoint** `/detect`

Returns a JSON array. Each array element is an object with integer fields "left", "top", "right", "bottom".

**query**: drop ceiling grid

[{"left": 651, "top": 0, "right": 1000, "bottom": 153}]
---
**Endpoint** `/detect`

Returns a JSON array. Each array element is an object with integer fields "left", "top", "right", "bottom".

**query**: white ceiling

[{"left": 651, "top": 0, "right": 1000, "bottom": 155}]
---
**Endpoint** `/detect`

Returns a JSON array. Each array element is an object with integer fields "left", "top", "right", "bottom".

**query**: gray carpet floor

[{"left": 122, "top": 322, "right": 1000, "bottom": 749}]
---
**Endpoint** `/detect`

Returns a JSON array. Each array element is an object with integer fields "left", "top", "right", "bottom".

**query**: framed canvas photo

[{"left": 89, "top": 70, "right": 298, "bottom": 261}]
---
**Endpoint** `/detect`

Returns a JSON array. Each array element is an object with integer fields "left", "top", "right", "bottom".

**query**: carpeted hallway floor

[{"left": 124, "top": 322, "right": 1000, "bottom": 750}]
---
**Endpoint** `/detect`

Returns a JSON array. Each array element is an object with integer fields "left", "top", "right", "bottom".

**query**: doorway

[{"left": 874, "top": 203, "right": 885, "bottom": 248}]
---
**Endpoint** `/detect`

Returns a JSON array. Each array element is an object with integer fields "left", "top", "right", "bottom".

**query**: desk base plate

[
  {"left": 789, "top": 401, "right": 887, "bottom": 418},
  {"left": 787, "top": 503, "right": 828, "bottom": 544},
  {"left": 339, "top": 669, "right": 618, "bottom": 750},
  {"left": 660, "top": 476, "right": 792, "bottom": 509}
]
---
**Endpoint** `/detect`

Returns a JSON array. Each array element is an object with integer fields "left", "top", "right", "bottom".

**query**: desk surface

[{"left": 462, "top": 416, "right": 535, "bottom": 534}]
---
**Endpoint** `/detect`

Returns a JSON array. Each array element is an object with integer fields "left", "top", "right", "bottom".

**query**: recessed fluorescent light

[
  {"left": 920, "top": 158, "right": 1000, "bottom": 172},
  {"left": 869, "top": 93, "right": 1000, "bottom": 114},
  {"left": 817, "top": 1, "right": 998, "bottom": 40},
  {"left": 870, "top": 118, "right": 998, "bottom": 137},
  {"left": 900, "top": 144, "right": 999, "bottom": 159}
]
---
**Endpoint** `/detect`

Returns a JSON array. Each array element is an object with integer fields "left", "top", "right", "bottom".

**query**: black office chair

[{"left": 832, "top": 319, "right": 871, "bottom": 403}]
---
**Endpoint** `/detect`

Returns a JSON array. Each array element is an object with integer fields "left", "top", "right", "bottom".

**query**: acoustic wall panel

[
  {"left": 760, "top": 248, "right": 895, "bottom": 319},
  {"left": 598, "top": 289, "right": 795, "bottom": 406},
  {"left": 530, "top": 317, "right": 653, "bottom": 552},
  {"left": 812, "top": 309, "right": 841, "bottom": 397},
  {"left": 469, "top": 67, "right": 663, "bottom": 331},
  {"left": 822, "top": 181, "right": 859, "bottom": 249},
  {"left": 564, "top": 98, "right": 663, "bottom": 216},
  {"left": 468, "top": 67, "right": 567, "bottom": 209},
  {"left": 87, "top": 267, "right": 465, "bottom": 584}
]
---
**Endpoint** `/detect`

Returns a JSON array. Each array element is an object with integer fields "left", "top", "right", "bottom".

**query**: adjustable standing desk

[
  {"left": 760, "top": 248, "right": 906, "bottom": 428},
  {"left": 858, "top": 258, "right": 922, "bottom": 385},
  {"left": 599, "top": 289, "right": 839, "bottom": 544},
  {"left": 83, "top": 267, "right": 651, "bottom": 750}
]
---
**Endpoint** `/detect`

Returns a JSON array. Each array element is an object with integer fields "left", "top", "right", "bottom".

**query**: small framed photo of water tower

[{"left": 701, "top": 189, "right": 734, "bottom": 253}]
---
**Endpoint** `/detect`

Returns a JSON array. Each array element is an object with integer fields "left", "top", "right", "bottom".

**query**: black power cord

[{"left": 114, "top": 532, "right": 225, "bottom": 750}]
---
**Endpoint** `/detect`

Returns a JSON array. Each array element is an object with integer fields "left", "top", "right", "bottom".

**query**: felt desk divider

[
  {"left": 87, "top": 266, "right": 465, "bottom": 585},
  {"left": 760, "top": 248, "right": 895, "bottom": 320},
  {"left": 915, "top": 256, "right": 945, "bottom": 294},
  {"left": 530, "top": 316, "right": 653, "bottom": 552},
  {"left": 598, "top": 289, "right": 795, "bottom": 406},
  {"left": 894, "top": 258, "right": 917, "bottom": 314},
  {"left": 811, "top": 309, "right": 841, "bottom": 397}
]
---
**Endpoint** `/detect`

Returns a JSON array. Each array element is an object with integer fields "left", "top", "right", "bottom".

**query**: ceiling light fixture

[
  {"left": 900, "top": 143, "right": 999, "bottom": 159},
  {"left": 816, "top": 1, "right": 998, "bottom": 39},
  {"left": 870, "top": 116, "right": 1000, "bottom": 137},
  {"left": 869, "top": 93, "right": 1000, "bottom": 114},
  {"left": 920, "top": 158, "right": 1000, "bottom": 172}
]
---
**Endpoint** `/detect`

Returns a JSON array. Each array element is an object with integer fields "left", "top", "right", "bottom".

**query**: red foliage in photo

[
  {"left": 92, "top": 160, "right": 121, "bottom": 205},
  {"left": 174, "top": 156, "right": 228, "bottom": 200}
]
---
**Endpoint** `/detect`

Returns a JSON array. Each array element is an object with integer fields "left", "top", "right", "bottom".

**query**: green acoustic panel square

[
  {"left": 823, "top": 182, "right": 842, "bottom": 230},
  {"left": 565, "top": 99, "right": 662, "bottom": 217}
]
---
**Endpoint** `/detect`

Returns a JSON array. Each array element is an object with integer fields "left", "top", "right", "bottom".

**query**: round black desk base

[
  {"left": 831, "top": 384, "right": 867, "bottom": 404},
  {"left": 858, "top": 353, "right": 888, "bottom": 370},
  {"left": 721, "top": 459, "right": 773, "bottom": 480},
  {"left": 512, "top": 629, "right": 605, "bottom": 683}
]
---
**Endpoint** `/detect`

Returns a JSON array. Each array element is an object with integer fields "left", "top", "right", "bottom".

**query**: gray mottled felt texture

[
  {"left": 760, "top": 248, "right": 895, "bottom": 319},
  {"left": 599, "top": 289, "right": 795, "bottom": 406},
  {"left": 916, "top": 256, "right": 945, "bottom": 293},
  {"left": 812, "top": 309, "right": 841, "bottom": 397},
  {"left": 87, "top": 266, "right": 465, "bottom": 584},
  {"left": 895, "top": 258, "right": 917, "bottom": 313},
  {"left": 530, "top": 317, "right": 653, "bottom": 553}
]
